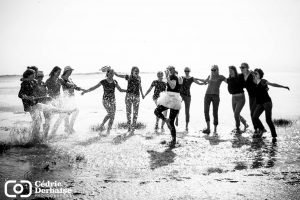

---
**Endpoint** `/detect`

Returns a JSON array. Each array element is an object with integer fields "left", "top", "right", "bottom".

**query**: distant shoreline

[{"left": 0, "top": 72, "right": 156, "bottom": 77}]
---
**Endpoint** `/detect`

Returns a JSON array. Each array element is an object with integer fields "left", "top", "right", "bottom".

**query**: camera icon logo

[{"left": 4, "top": 180, "right": 32, "bottom": 198}]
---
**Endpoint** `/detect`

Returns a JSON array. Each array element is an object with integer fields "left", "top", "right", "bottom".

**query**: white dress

[{"left": 157, "top": 91, "right": 182, "bottom": 110}]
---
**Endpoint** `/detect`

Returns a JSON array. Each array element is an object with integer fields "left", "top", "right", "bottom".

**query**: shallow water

[
  {"left": 0, "top": 73, "right": 300, "bottom": 199},
  {"left": 1, "top": 124, "right": 299, "bottom": 199}
]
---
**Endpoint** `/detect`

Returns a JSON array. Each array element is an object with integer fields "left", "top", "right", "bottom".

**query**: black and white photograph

[{"left": 0, "top": 0, "right": 299, "bottom": 199}]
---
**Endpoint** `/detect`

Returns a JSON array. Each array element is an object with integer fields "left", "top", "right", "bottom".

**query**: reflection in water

[
  {"left": 147, "top": 148, "right": 176, "bottom": 170},
  {"left": 231, "top": 133, "right": 251, "bottom": 148},
  {"left": 250, "top": 138, "right": 278, "bottom": 169},
  {"left": 0, "top": 145, "right": 73, "bottom": 198}
]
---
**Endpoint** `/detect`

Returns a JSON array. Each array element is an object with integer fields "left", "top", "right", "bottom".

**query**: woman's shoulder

[{"left": 219, "top": 75, "right": 226, "bottom": 80}]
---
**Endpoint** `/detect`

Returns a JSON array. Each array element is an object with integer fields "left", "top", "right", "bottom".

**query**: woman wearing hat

[
  {"left": 114, "top": 66, "right": 144, "bottom": 133},
  {"left": 82, "top": 68, "right": 126, "bottom": 135},
  {"left": 154, "top": 66, "right": 182, "bottom": 148},
  {"left": 58, "top": 66, "right": 84, "bottom": 134}
]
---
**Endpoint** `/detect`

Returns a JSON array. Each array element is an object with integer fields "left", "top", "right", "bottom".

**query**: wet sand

[{"left": 0, "top": 110, "right": 300, "bottom": 200}]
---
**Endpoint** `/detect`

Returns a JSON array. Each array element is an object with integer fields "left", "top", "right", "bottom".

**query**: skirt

[{"left": 157, "top": 91, "right": 182, "bottom": 110}]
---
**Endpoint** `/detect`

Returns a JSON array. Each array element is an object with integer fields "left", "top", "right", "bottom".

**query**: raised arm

[
  {"left": 166, "top": 71, "right": 176, "bottom": 89},
  {"left": 114, "top": 72, "right": 127, "bottom": 79},
  {"left": 81, "top": 82, "right": 102, "bottom": 95},
  {"left": 266, "top": 81, "right": 290, "bottom": 90}
]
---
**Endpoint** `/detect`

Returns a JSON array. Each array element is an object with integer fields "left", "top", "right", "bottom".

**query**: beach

[{"left": 0, "top": 72, "right": 300, "bottom": 200}]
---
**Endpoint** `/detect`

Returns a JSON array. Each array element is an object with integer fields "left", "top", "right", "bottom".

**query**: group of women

[
  {"left": 18, "top": 63, "right": 289, "bottom": 147},
  {"left": 18, "top": 66, "right": 83, "bottom": 142}
]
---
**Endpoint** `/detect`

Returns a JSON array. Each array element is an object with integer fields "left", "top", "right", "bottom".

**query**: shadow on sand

[
  {"left": 147, "top": 148, "right": 176, "bottom": 170},
  {"left": 112, "top": 132, "right": 135, "bottom": 145},
  {"left": 250, "top": 138, "right": 278, "bottom": 169},
  {"left": 76, "top": 135, "right": 106, "bottom": 146},
  {"left": 203, "top": 134, "right": 228, "bottom": 146}
]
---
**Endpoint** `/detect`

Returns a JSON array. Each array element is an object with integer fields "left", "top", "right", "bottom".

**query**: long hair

[
  {"left": 229, "top": 66, "right": 238, "bottom": 78},
  {"left": 211, "top": 65, "right": 219, "bottom": 77},
  {"left": 130, "top": 66, "right": 139, "bottom": 76},
  {"left": 49, "top": 66, "right": 61, "bottom": 78},
  {"left": 106, "top": 69, "right": 114, "bottom": 77}
]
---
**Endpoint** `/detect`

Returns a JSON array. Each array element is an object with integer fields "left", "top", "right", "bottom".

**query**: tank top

[
  {"left": 167, "top": 75, "right": 180, "bottom": 93},
  {"left": 255, "top": 79, "right": 271, "bottom": 104}
]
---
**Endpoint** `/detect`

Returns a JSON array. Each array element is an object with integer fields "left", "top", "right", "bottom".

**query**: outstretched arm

[
  {"left": 81, "top": 82, "right": 102, "bottom": 95},
  {"left": 114, "top": 72, "right": 127, "bottom": 79},
  {"left": 144, "top": 85, "right": 154, "bottom": 98},
  {"left": 116, "top": 82, "right": 126, "bottom": 92},
  {"left": 266, "top": 81, "right": 290, "bottom": 90},
  {"left": 195, "top": 75, "right": 210, "bottom": 83},
  {"left": 193, "top": 78, "right": 207, "bottom": 85}
]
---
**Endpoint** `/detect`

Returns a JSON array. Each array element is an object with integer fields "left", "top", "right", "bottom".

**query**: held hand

[
  {"left": 165, "top": 70, "right": 169, "bottom": 77},
  {"left": 81, "top": 90, "right": 86, "bottom": 95}
]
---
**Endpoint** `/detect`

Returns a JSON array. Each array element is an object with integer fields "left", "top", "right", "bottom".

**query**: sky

[{"left": 0, "top": 0, "right": 300, "bottom": 75}]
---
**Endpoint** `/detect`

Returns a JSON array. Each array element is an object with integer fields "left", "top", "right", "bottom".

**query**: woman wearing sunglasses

[
  {"left": 200, "top": 65, "right": 226, "bottom": 134},
  {"left": 252, "top": 68, "right": 289, "bottom": 142},
  {"left": 176, "top": 67, "right": 206, "bottom": 131},
  {"left": 115, "top": 66, "right": 144, "bottom": 133},
  {"left": 239, "top": 63, "right": 266, "bottom": 133}
]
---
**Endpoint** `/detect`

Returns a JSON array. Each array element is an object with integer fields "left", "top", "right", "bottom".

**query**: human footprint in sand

[{"left": 82, "top": 67, "right": 126, "bottom": 135}]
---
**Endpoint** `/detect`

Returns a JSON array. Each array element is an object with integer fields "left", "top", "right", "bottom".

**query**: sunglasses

[
  {"left": 184, "top": 71, "right": 190, "bottom": 73},
  {"left": 240, "top": 66, "right": 246, "bottom": 69},
  {"left": 211, "top": 69, "right": 217, "bottom": 72}
]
